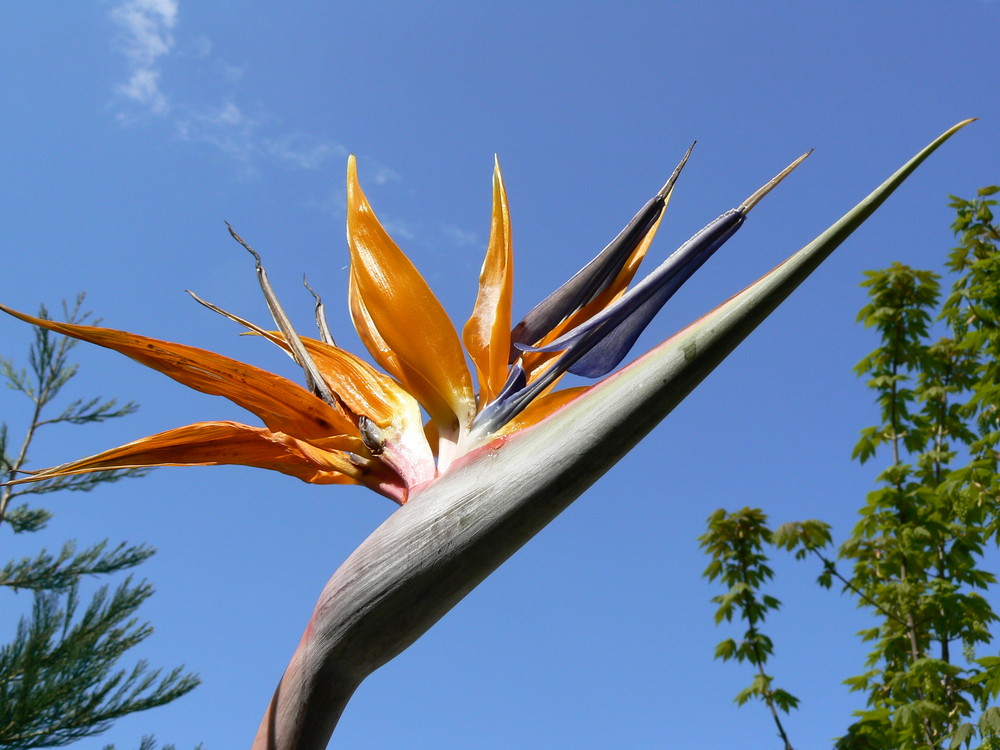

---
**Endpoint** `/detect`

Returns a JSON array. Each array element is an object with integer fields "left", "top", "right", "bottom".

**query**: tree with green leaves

[
  {"left": 699, "top": 507, "right": 801, "bottom": 750},
  {"left": 0, "top": 297, "right": 199, "bottom": 749},
  {"left": 702, "top": 187, "right": 1000, "bottom": 750}
]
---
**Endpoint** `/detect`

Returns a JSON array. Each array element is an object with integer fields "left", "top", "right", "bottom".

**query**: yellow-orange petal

[
  {"left": 253, "top": 328, "right": 421, "bottom": 430},
  {"left": 495, "top": 385, "right": 590, "bottom": 436},
  {"left": 346, "top": 156, "right": 475, "bottom": 435},
  {"left": 348, "top": 268, "right": 404, "bottom": 382},
  {"left": 301, "top": 336, "right": 419, "bottom": 427},
  {"left": 11, "top": 421, "right": 364, "bottom": 485},
  {"left": 463, "top": 156, "right": 513, "bottom": 406},
  {"left": 0, "top": 305, "right": 354, "bottom": 441}
]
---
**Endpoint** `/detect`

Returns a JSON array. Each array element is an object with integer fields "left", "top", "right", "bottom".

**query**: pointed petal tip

[
  {"left": 347, "top": 154, "right": 363, "bottom": 202},
  {"left": 739, "top": 149, "right": 813, "bottom": 214},
  {"left": 346, "top": 155, "right": 359, "bottom": 195},
  {"left": 657, "top": 141, "right": 697, "bottom": 201}
]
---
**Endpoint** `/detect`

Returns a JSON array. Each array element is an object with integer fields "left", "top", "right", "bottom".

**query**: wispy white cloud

[
  {"left": 111, "top": 0, "right": 178, "bottom": 115},
  {"left": 117, "top": 68, "right": 168, "bottom": 115},
  {"left": 217, "top": 61, "right": 245, "bottom": 83},
  {"left": 106, "top": 0, "right": 398, "bottom": 203},
  {"left": 181, "top": 33, "right": 212, "bottom": 59},
  {"left": 442, "top": 224, "right": 480, "bottom": 248},
  {"left": 174, "top": 102, "right": 350, "bottom": 174},
  {"left": 367, "top": 165, "right": 402, "bottom": 186},
  {"left": 264, "top": 133, "right": 347, "bottom": 170},
  {"left": 174, "top": 100, "right": 259, "bottom": 165},
  {"left": 205, "top": 100, "right": 244, "bottom": 127},
  {"left": 110, "top": 0, "right": 344, "bottom": 171},
  {"left": 381, "top": 219, "right": 418, "bottom": 242}
]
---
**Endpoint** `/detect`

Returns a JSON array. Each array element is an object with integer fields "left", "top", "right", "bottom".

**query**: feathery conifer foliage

[{"left": 0, "top": 296, "right": 199, "bottom": 749}]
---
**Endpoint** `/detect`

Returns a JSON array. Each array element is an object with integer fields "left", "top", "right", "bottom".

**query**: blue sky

[{"left": 1, "top": 2, "right": 998, "bottom": 748}]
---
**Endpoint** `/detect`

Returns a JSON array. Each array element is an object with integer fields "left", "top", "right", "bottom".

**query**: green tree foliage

[
  {"left": 702, "top": 187, "right": 1000, "bottom": 750},
  {"left": 0, "top": 297, "right": 200, "bottom": 749},
  {"left": 699, "top": 507, "right": 805, "bottom": 750}
]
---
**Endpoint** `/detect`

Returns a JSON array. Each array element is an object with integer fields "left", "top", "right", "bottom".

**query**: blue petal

[
  {"left": 471, "top": 363, "right": 527, "bottom": 432},
  {"left": 471, "top": 149, "right": 811, "bottom": 439},
  {"left": 519, "top": 209, "right": 744, "bottom": 377},
  {"left": 509, "top": 194, "right": 663, "bottom": 352},
  {"left": 472, "top": 208, "right": 744, "bottom": 438},
  {"left": 509, "top": 145, "right": 694, "bottom": 359}
]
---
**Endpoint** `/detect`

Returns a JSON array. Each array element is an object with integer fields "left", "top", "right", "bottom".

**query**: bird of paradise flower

[
  {"left": 0, "top": 121, "right": 972, "bottom": 749},
  {"left": 0, "top": 142, "right": 799, "bottom": 502}
]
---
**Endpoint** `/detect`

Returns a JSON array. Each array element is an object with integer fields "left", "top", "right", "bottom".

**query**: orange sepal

[
  {"left": 495, "top": 386, "right": 590, "bottom": 436},
  {"left": 346, "top": 156, "right": 475, "bottom": 434},
  {"left": 262, "top": 331, "right": 422, "bottom": 431},
  {"left": 463, "top": 157, "right": 513, "bottom": 406},
  {"left": 12, "top": 421, "right": 365, "bottom": 486},
  {"left": 0, "top": 305, "right": 353, "bottom": 441},
  {"left": 303, "top": 338, "right": 422, "bottom": 427}
]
